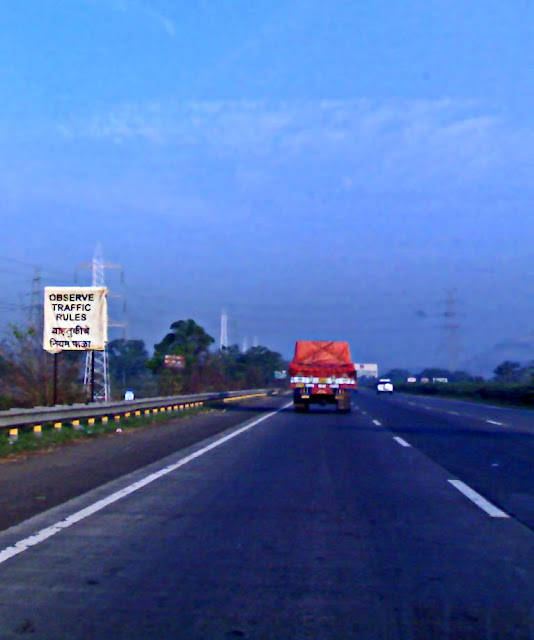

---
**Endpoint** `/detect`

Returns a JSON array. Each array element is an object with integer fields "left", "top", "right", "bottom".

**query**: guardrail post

[{"left": 33, "top": 425, "right": 42, "bottom": 438}]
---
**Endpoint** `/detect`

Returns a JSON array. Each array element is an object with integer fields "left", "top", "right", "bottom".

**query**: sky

[{"left": 1, "top": 0, "right": 534, "bottom": 375}]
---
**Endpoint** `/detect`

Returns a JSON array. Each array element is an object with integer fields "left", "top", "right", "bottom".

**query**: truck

[{"left": 289, "top": 340, "right": 357, "bottom": 413}]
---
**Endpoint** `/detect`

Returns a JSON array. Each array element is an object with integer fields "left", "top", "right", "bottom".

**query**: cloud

[
  {"left": 58, "top": 97, "right": 526, "bottom": 195},
  {"left": 87, "top": 0, "right": 176, "bottom": 37}
]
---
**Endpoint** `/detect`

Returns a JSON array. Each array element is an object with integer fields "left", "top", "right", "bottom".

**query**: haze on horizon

[{"left": 1, "top": 0, "right": 533, "bottom": 376}]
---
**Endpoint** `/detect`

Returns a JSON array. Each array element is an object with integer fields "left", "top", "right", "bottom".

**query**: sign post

[
  {"left": 53, "top": 353, "right": 58, "bottom": 406},
  {"left": 43, "top": 286, "right": 108, "bottom": 404}
]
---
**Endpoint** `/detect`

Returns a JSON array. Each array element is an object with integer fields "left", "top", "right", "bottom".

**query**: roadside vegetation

[
  {"left": 0, "top": 402, "right": 209, "bottom": 459},
  {"left": 377, "top": 361, "right": 534, "bottom": 408},
  {"left": 0, "top": 318, "right": 287, "bottom": 409}
]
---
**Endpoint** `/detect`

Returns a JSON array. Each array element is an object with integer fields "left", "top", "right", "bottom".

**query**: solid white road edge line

[
  {"left": 448, "top": 479, "right": 509, "bottom": 518},
  {"left": 372, "top": 419, "right": 382, "bottom": 426},
  {"left": 0, "top": 401, "right": 293, "bottom": 566},
  {"left": 393, "top": 436, "right": 411, "bottom": 447}
]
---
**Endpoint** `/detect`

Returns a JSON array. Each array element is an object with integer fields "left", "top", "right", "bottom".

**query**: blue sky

[{"left": 1, "top": 0, "right": 534, "bottom": 374}]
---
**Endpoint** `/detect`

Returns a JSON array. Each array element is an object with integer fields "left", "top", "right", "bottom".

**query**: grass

[
  {"left": 0, "top": 404, "right": 210, "bottom": 460},
  {"left": 394, "top": 381, "right": 534, "bottom": 409}
]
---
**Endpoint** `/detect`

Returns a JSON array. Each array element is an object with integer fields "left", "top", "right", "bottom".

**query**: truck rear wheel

[{"left": 336, "top": 395, "right": 351, "bottom": 413}]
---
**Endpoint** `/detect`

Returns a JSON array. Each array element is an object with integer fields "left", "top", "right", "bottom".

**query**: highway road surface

[{"left": 0, "top": 390, "right": 534, "bottom": 638}]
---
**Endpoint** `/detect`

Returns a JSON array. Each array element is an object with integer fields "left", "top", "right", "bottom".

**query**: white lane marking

[
  {"left": 448, "top": 480, "right": 509, "bottom": 518},
  {"left": 393, "top": 437, "right": 411, "bottom": 447},
  {"left": 361, "top": 411, "right": 367, "bottom": 415},
  {"left": 372, "top": 419, "right": 382, "bottom": 426},
  {"left": 486, "top": 419, "right": 505, "bottom": 426},
  {"left": 408, "top": 402, "right": 416, "bottom": 406},
  {"left": 0, "top": 401, "right": 293, "bottom": 566},
  {"left": 448, "top": 411, "right": 460, "bottom": 416}
]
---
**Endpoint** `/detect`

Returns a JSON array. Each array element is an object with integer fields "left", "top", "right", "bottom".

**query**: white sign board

[
  {"left": 354, "top": 363, "right": 379, "bottom": 378},
  {"left": 43, "top": 286, "right": 108, "bottom": 353}
]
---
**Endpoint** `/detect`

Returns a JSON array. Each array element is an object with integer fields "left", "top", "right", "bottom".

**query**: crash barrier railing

[{"left": 1, "top": 389, "right": 274, "bottom": 442}]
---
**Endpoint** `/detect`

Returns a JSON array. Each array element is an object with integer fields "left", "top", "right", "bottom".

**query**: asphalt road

[{"left": 0, "top": 391, "right": 534, "bottom": 639}]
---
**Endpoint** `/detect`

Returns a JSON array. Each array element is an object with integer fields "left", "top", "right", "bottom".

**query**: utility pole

[
  {"left": 77, "top": 244, "right": 125, "bottom": 402},
  {"left": 220, "top": 310, "right": 228, "bottom": 351}
]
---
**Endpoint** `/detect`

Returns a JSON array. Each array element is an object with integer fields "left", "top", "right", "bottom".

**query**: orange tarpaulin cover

[{"left": 289, "top": 341, "right": 356, "bottom": 376}]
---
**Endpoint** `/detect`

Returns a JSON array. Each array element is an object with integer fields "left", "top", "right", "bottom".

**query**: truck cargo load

[{"left": 290, "top": 340, "right": 357, "bottom": 413}]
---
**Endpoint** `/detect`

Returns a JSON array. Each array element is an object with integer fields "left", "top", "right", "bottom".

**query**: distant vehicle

[
  {"left": 376, "top": 378, "right": 394, "bottom": 394},
  {"left": 290, "top": 340, "right": 357, "bottom": 413}
]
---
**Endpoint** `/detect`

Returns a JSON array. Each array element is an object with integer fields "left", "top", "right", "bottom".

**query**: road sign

[{"left": 43, "top": 286, "right": 108, "bottom": 353}]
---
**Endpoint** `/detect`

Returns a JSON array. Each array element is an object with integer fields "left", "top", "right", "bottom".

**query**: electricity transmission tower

[
  {"left": 441, "top": 289, "right": 461, "bottom": 372},
  {"left": 77, "top": 244, "right": 124, "bottom": 402},
  {"left": 220, "top": 310, "right": 228, "bottom": 350},
  {"left": 27, "top": 268, "right": 43, "bottom": 330}
]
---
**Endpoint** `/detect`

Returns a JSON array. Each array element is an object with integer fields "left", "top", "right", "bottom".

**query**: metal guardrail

[{"left": 0, "top": 389, "right": 271, "bottom": 431}]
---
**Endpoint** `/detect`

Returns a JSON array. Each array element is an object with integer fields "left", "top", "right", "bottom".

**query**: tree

[
  {"left": 149, "top": 319, "right": 215, "bottom": 371},
  {"left": 493, "top": 361, "right": 527, "bottom": 383},
  {"left": 383, "top": 369, "right": 412, "bottom": 382},
  {"left": 0, "top": 325, "right": 84, "bottom": 407},
  {"left": 148, "top": 319, "right": 215, "bottom": 394},
  {"left": 240, "top": 346, "right": 287, "bottom": 386},
  {"left": 108, "top": 338, "right": 153, "bottom": 398}
]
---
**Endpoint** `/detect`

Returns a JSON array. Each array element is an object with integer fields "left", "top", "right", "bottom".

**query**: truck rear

[{"left": 289, "top": 340, "right": 357, "bottom": 413}]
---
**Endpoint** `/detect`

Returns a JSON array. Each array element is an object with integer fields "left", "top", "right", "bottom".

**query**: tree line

[
  {"left": 0, "top": 319, "right": 287, "bottom": 408},
  {"left": 381, "top": 362, "right": 534, "bottom": 384}
]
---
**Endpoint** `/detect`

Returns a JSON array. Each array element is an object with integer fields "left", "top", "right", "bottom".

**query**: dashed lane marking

[
  {"left": 448, "top": 480, "right": 509, "bottom": 518},
  {"left": 393, "top": 437, "right": 411, "bottom": 447},
  {"left": 0, "top": 401, "right": 293, "bottom": 566},
  {"left": 486, "top": 419, "right": 505, "bottom": 426},
  {"left": 448, "top": 411, "right": 460, "bottom": 416},
  {"left": 372, "top": 419, "right": 382, "bottom": 426}
]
